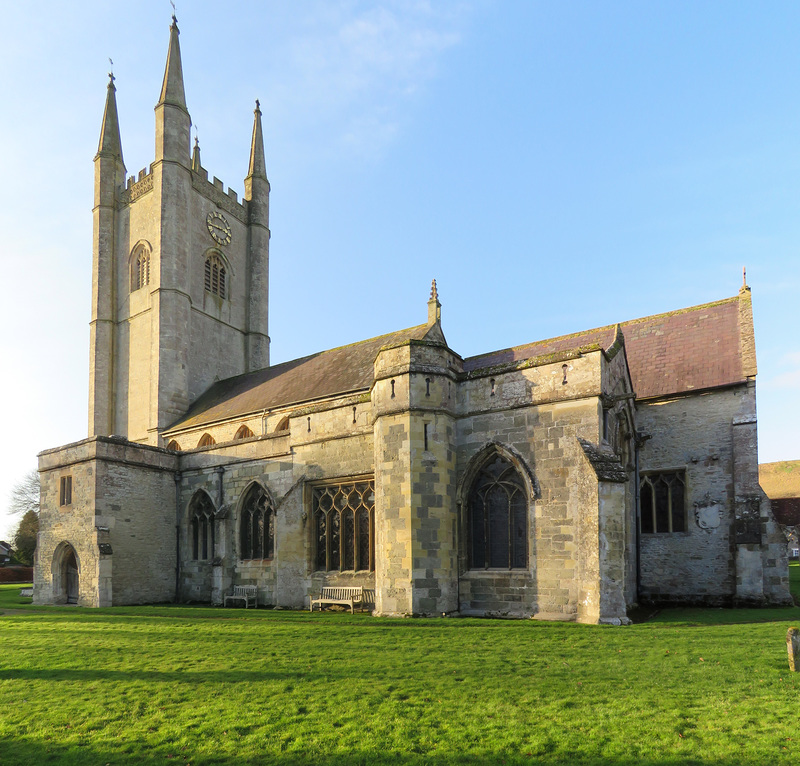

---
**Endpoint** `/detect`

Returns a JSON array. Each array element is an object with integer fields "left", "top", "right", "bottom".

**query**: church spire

[
  {"left": 96, "top": 72, "right": 124, "bottom": 163},
  {"left": 158, "top": 16, "right": 187, "bottom": 111},
  {"left": 247, "top": 100, "right": 268, "bottom": 180}
]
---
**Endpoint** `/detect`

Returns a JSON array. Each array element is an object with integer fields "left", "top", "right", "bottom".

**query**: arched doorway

[
  {"left": 52, "top": 543, "right": 80, "bottom": 605},
  {"left": 64, "top": 548, "right": 79, "bottom": 604}
]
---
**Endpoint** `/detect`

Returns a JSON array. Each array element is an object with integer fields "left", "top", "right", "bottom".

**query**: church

[{"left": 34, "top": 19, "right": 791, "bottom": 622}]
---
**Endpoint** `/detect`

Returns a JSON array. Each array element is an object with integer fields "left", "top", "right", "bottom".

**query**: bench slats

[
  {"left": 310, "top": 586, "right": 364, "bottom": 614},
  {"left": 224, "top": 585, "right": 258, "bottom": 608}
]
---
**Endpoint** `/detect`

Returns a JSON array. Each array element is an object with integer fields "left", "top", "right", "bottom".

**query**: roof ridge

[
  {"left": 208, "top": 323, "right": 432, "bottom": 388},
  {"left": 464, "top": 294, "right": 740, "bottom": 363}
]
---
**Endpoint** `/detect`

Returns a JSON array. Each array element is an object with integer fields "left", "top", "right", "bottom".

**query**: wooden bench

[
  {"left": 310, "top": 586, "right": 364, "bottom": 614},
  {"left": 224, "top": 585, "right": 258, "bottom": 608}
]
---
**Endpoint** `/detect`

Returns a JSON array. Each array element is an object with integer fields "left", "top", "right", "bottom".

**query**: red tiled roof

[
  {"left": 464, "top": 295, "right": 746, "bottom": 400},
  {"left": 168, "top": 324, "right": 440, "bottom": 431}
]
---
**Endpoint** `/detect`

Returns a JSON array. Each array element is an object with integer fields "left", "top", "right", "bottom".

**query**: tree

[
  {"left": 10, "top": 469, "right": 40, "bottom": 518},
  {"left": 12, "top": 510, "right": 38, "bottom": 566},
  {"left": 7, "top": 470, "right": 40, "bottom": 566}
]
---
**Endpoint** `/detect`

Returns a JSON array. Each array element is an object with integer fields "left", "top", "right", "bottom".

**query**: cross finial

[
  {"left": 430, "top": 279, "right": 438, "bottom": 301},
  {"left": 108, "top": 58, "right": 115, "bottom": 83},
  {"left": 170, "top": 0, "right": 177, "bottom": 23}
]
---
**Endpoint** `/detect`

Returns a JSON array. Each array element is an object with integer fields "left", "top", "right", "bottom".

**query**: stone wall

[
  {"left": 636, "top": 384, "right": 790, "bottom": 605},
  {"left": 36, "top": 437, "right": 178, "bottom": 606}
]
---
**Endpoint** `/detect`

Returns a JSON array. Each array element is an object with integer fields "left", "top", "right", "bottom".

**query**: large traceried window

[
  {"left": 468, "top": 455, "right": 527, "bottom": 569},
  {"left": 131, "top": 244, "right": 151, "bottom": 292},
  {"left": 313, "top": 480, "right": 375, "bottom": 572},
  {"left": 240, "top": 484, "right": 275, "bottom": 560},
  {"left": 640, "top": 471, "right": 686, "bottom": 533},
  {"left": 190, "top": 491, "right": 215, "bottom": 561},
  {"left": 204, "top": 252, "right": 227, "bottom": 298}
]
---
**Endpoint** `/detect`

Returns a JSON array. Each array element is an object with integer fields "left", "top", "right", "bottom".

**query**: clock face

[{"left": 206, "top": 211, "right": 232, "bottom": 246}]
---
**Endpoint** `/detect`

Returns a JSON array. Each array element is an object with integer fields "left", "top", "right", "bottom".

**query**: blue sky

[{"left": 1, "top": 1, "right": 799, "bottom": 540}]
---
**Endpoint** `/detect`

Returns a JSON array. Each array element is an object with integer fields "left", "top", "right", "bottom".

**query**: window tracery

[
  {"left": 640, "top": 471, "right": 686, "bottom": 533},
  {"left": 313, "top": 480, "right": 375, "bottom": 572},
  {"left": 467, "top": 455, "right": 527, "bottom": 569},
  {"left": 240, "top": 484, "right": 275, "bottom": 560},
  {"left": 190, "top": 492, "right": 215, "bottom": 561}
]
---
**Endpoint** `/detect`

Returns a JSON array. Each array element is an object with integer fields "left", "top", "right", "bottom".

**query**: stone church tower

[{"left": 89, "top": 17, "right": 270, "bottom": 446}]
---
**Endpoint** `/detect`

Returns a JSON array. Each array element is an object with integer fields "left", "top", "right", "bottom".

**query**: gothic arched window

[
  {"left": 313, "top": 480, "right": 375, "bottom": 572},
  {"left": 166, "top": 439, "right": 182, "bottom": 452},
  {"left": 239, "top": 484, "right": 275, "bottom": 560},
  {"left": 468, "top": 455, "right": 528, "bottom": 569},
  {"left": 234, "top": 425, "right": 254, "bottom": 441},
  {"left": 190, "top": 492, "right": 215, "bottom": 561},
  {"left": 197, "top": 433, "right": 215, "bottom": 448},
  {"left": 131, "top": 244, "right": 151, "bottom": 292},
  {"left": 204, "top": 253, "right": 227, "bottom": 298}
]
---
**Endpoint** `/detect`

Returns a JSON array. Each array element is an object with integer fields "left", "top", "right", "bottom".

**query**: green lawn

[{"left": 1, "top": 569, "right": 798, "bottom": 766}]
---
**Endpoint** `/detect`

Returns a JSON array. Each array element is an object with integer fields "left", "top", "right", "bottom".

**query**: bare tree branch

[{"left": 9, "top": 469, "right": 40, "bottom": 517}]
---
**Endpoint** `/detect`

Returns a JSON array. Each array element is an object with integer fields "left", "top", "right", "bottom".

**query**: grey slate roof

[{"left": 168, "top": 323, "right": 442, "bottom": 431}]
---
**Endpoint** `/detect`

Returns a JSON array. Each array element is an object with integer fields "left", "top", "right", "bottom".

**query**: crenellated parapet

[
  {"left": 118, "top": 167, "right": 154, "bottom": 206},
  {"left": 190, "top": 171, "right": 249, "bottom": 225}
]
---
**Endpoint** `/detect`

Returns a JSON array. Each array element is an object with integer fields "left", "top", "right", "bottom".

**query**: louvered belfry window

[
  {"left": 204, "top": 253, "right": 226, "bottom": 298},
  {"left": 131, "top": 245, "right": 150, "bottom": 291},
  {"left": 468, "top": 456, "right": 527, "bottom": 569}
]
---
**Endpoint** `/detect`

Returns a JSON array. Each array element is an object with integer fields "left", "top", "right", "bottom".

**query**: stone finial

[
  {"left": 192, "top": 134, "right": 201, "bottom": 172},
  {"left": 427, "top": 279, "right": 441, "bottom": 326},
  {"left": 740, "top": 266, "right": 750, "bottom": 294},
  {"left": 788, "top": 627, "right": 799, "bottom": 672}
]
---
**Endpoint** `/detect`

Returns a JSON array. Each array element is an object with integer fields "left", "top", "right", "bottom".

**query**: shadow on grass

[
  {"left": 0, "top": 667, "right": 322, "bottom": 684},
  {"left": 0, "top": 738, "right": 790, "bottom": 766}
]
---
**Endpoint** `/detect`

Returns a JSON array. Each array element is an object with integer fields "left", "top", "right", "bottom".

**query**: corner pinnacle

[
  {"left": 427, "top": 279, "right": 441, "bottom": 325},
  {"left": 247, "top": 98, "right": 268, "bottom": 180},
  {"left": 158, "top": 14, "right": 187, "bottom": 110},
  {"left": 96, "top": 70, "right": 124, "bottom": 163}
]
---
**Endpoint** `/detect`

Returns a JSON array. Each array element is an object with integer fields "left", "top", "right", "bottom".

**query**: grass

[{"left": 0, "top": 566, "right": 798, "bottom": 766}]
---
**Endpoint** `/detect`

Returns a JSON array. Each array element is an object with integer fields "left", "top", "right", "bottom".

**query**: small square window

[{"left": 60, "top": 476, "right": 73, "bottom": 507}]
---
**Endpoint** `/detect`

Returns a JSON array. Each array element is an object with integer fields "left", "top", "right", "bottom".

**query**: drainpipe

[
  {"left": 215, "top": 465, "right": 225, "bottom": 561},
  {"left": 633, "top": 429, "right": 651, "bottom": 604},
  {"left": 634, "top": 440, "right": 641, "bottom": 603},
  {"left": 174, "top": 471, "right": 182, "bottom": 603}
]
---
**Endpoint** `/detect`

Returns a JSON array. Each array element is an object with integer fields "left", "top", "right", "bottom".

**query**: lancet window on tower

[
  {"left": 131, "top": 244, "right": 151, "bottom": 292},
  {"left": 204, "top": 253, "right": 227, "bottom": 298}
]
